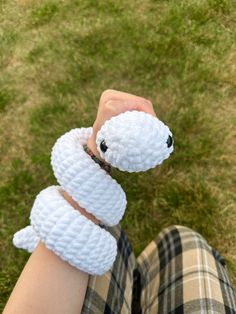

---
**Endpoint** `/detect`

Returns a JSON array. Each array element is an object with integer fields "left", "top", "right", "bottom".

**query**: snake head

[{"left": 96, "top": 110, "right": 174, "bottom": 172}]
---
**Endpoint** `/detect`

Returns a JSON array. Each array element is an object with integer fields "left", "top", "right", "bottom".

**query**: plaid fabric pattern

[
  {"left": 81, "top": 225, "right": 236, "bottom": 314},
  {"left": 137, "top": 225, "right": 236, "bottom": 314},
  {"left": 81, "top": 225, "right": 136, "bottom": 314}
]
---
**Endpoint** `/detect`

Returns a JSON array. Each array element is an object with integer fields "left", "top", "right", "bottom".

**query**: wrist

[
  {"left": 86, "top": 134, "right": 112, "bottom": 174},
  {"left": 87, "top": 134, "right": 103, "bottom": 161},
  {"left": 61, "top": 190, "right": 99, "bottom": 225}
]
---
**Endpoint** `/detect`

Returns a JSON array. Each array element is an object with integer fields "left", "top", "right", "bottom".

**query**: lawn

[{"left": 0, "top": 0, "right": 236, "bottom": 309}]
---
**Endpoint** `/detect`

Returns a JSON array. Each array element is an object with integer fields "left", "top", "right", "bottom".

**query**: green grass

[{"left": 0, "top": 0, "right": 236, "bottom": 309}]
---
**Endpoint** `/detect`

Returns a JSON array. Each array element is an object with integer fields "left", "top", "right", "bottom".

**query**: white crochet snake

[{"left": 13, "top": 110, "right": 173, "bottom": 275}]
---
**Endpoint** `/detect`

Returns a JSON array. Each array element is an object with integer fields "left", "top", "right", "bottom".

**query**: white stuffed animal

[{"left": 13, "top": 110, "right": 173, "bottom": 275}]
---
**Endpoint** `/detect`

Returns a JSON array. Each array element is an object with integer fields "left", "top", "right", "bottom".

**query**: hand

[
  {"left": 87, "top": 89, "right": 156, "bottom": 162},
  {"left": 63, "top": 90, "right": 156, "bottom": 223}
]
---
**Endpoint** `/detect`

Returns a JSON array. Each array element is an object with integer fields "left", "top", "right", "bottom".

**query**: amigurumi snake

[{"left": 13, "top": 110, "right": 173, "bottom": 275}]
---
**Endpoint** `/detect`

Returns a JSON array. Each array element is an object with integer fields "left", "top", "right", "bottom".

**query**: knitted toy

[{"left": 13, "top": 110, "right": 173, "bottom": 275}]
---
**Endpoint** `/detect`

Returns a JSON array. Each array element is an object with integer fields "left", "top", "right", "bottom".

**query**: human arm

[
  {"left": 3, "top": 241, "right": 89, "bottom": 314},
  {"left": 3, "top": 89, "right": 154, "bottom": 314}
]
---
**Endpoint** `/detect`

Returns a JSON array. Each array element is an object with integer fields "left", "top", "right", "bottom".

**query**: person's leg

[
  {"left": 81, "top": 224, "right": 137, "bottom": 314},
  {"left": 136, "top": 225, "right": 236, "bottom": 314}
]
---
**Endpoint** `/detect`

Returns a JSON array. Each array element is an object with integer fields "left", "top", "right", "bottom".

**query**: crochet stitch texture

[{"left": 13, "top": 110, "right": 174, "bottom": 275}]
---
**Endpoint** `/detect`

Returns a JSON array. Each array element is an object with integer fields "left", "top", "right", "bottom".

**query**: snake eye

[
  {"left": 166, "top": 135, "right": 173, "bottom": 148},
  {"left": 100, "top": 140, "right": 108, "bottom": 153}
]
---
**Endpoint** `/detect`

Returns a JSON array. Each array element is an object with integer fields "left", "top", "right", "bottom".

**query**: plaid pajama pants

[{"left": 81, "top": 225, "right": 236, "bottom": 314}]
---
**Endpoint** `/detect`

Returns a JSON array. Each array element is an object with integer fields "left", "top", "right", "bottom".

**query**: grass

[{"left": 0, "top": 0, "right": 236, "bottom": 309}]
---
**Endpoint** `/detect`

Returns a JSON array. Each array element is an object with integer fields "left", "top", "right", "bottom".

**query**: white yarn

[
  {"left": 51, "top": 128, "right": 127, "bottom": 226},
  {"left": 13, "top": 110, "right": 174, "bottom": 275},
  {"left": 14, "top": 186, "right": 117, "bottom": 275},
  {"left": 51, "top": 111, "right": 173, "bottom": 226},
  {"left": 96, "top": 111, "right": 174, "bottom": 172},
  {"left": 13, "top": 225, "right": 40, "bottom": 253}
]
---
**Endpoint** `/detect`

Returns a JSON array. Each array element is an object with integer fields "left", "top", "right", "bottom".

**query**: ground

[{"left": 0, "top": 0, "right": 236, "bottom": 309}]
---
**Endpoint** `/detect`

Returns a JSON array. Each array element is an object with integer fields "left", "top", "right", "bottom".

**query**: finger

[
  {"left": 136, "top": 102, "right": 156, "bottom": 117},
  {"left": 95, "top": 100, "right": 132, "bottom": 126},
  {"left": 104, "top": 99, "right": 156, "bottom": 117},
  {"left": 99, "top": 89, "right": 152, "bottom": 108},
  {"left": 93, "top": 98, "right": 156, "bottom": 135}
]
